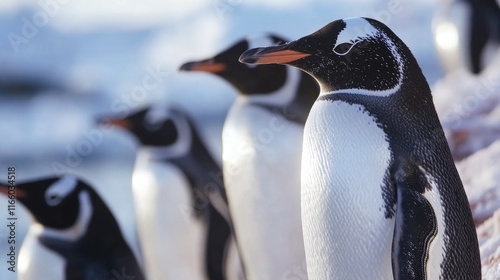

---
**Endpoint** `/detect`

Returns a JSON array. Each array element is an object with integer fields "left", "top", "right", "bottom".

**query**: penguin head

[
  {"left": 179, "top": 34, "right": 290, "bottom": 95},
  {"left": 240, "top": 17, "right": 419, "bottom": 94},
  {"left": 100, "top": 106, "right": 193, "bottom": 150},
  {"left": 0, "top": 176, "right": 92, "bottom": 230}
]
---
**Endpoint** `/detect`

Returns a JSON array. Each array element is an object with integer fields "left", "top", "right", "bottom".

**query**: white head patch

[
  {"left": 322, "top": 18, "right": 405, "bottom": 97},
  {"left": 45, "top": 176, "right": 78, "bottom": 206},
  {"left": 141, "top": 108, "right": 192, "bottom": 159},
  {"left": 37, "top": 190, "right": 93, "bottom": 241},
  {"left": 144, "top": 107, "right": 171, "bottom": 131},
  {"left": 333, "top": 18, "right": 380, "bottom": 55}
]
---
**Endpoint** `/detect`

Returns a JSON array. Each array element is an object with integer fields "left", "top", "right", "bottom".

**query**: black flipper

[
  {"left": 205, "top": 203, "right": 231, "bottom": 280},
  {"left": 392, "top": 163, "right": 438, "bottom": 280},
  {"left": 39, "top": 236, "right": 109, "bottom": 280}
]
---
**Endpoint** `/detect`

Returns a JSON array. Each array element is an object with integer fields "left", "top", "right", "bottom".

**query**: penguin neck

[
  {"left": 41, "top": 188, "right": 128, "bottom": 255},
  {"left": 136, "top": 121, "right": 220, "bottom": 186},
  {"left": 136, "top": 122, "right": 193, "bottom": 162},
  {"left": 281, "top": 71, "right": 319, "bottom": 124},
  {"left": 169, "top": 123, "right": 220, "bottom": 187},
  {"left": 319, "top": 61, "right": 431, "bottom": 114},
  {"left": 240, "top": 67, "right": 317, "bottom": 124},
  {"left": 240, "top": 66, "right": 300, "bottom": 107},
  {"left": 77, "top": 190, "right": 128, "bottom": 253},
  {"left": 318, "top": 57, "right": 435, "bottom": 165},
  {"left": 169, "top": 124, "right": 223, "bottom": 217},
  {"left": 34, "top": 191, "right": 93, "bottom": 242}
]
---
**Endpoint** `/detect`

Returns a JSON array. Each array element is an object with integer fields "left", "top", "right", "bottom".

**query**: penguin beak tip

[
  {"left": 239, "top": 48, "right": 264, "bottom": 64},
  {"left": 179, "top": 62, "right": 193, "bottom": 71},
  {"left": 238, "top": 56, "right": 258, "bottom": 64},
  {"left": 179, "top": 61, "right": 226, "bottom": 73}
]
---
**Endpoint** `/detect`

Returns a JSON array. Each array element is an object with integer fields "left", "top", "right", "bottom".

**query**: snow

[
  {"left": 434, "top": 52, "right": 500, "bottom": 160},
  {"left": 477, "top": 209, "right": 500, "bottom": 279},
  {"left": 457, "top": 140, "right": 500, "bottom": 225},
  {"left": 432, "top": 28, "right": 500, "bottom": 279}
]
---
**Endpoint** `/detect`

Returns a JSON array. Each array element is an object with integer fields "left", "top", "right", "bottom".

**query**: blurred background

[{"left": 0, "top": 0, "right": 499, "bottom": 279}]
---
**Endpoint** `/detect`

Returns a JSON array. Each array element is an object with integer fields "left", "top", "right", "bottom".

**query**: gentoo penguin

[
  {"left": 240, "top": 17, "right": 481, "bottom": 279},
  {"left": 433, "top": 0, "right": 500, "bottom": 74},
  {"left": 0, "top": 176, "right": 145, "bottom": 280},
  {"left": 180, "top": 34, "right": 319, "bottom": 280},
  {"left": 101, "top": 106, "right": 241, "bottom": 280}
]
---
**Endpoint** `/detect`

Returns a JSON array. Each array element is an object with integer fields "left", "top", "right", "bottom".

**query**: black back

[{"left": 169, "top": 118, "right": 231, "bottom": 280}]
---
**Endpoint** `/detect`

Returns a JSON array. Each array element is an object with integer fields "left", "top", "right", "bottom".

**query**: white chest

[
  {"left": 132, "top": 151, "right": 206, "bottom": 280},
  {"left": 222, "top": 101, "right": 307, "bottom": 280},
  {"left": 18, "top": 228, "right": 64, "bottom": 280},
  {"left": 301, "top": 100, "right": 394, "bottom": 280}
]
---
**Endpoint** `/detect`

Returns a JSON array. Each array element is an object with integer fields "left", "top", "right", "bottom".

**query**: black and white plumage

[
  {"left": 433, "top": 0, "right": 500, "bottom": 74},
  {"left": 181, "top": 34, "right": 319, "bottom": 280},
  {"left": 240, "top": 17, "right": 481, "bottom": 279},
  {"left": 102, "top": 106, "right": 242, "bottom": 280},
  {"left": 0, "top": 176, "right": 145, "bottom": 280}
]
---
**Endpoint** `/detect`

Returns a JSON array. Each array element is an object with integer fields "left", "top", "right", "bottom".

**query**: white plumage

[
  {"left": 223, "top": 83, "right": 307, "bottom": 279},
  {"left": 301, "top": 100, "right": 393, "bottom": 279},
  {"left": 132, "top": 148, "right": 206, "bottom": 280}
]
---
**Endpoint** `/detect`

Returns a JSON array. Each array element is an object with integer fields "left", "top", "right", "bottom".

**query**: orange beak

[
  {"left": 0, "top": 185, "right": 26, "bottom": 198},
  {"left": 179, "top": 60, "right": 226, "bottom": 73},
  {"left": 239, "top": 44, "right": 311, "bottom": 65},
  {"left": 102, "top": 119, "right": 132, "bottom": 129}
]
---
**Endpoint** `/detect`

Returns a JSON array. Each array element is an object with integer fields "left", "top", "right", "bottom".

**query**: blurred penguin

[
  {"left": 0, "top": 176, "right": 145, "bottom": 280},
  {"left": 433, "top": 0, "right": 500, "bottom": 74},
  {"left": 101, "top": 106, "right": 244, "bottom": 280},
  {"left": 180, "top": 34, "right": 319, "bottom": 280}
]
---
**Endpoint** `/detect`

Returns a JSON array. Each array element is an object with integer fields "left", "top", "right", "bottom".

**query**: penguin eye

[
  {"left": 47, "top": 194, "right": 63, "bottom": 206},
  {"left": 333, "top": 42, "right": 354, "bottom": 55},
  {"left": 45, "top": 176, "right": 78, "bottom": 207}
]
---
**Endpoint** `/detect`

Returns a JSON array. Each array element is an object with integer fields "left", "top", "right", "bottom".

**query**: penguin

[
  {"left": 101, "top": 106, "right": 242, "bottom": 280},
  {"left": 180, "top": 34, "right": 319, "bottom": 280},
  {"left": 0, "top": 175, "right": 145, "bottom": 280},
  {"left": 433, "top": 0, "right": 500, "bottom": 74},
  {"left": 240, "top": 17, "right": 481, "bottom": 279}
]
